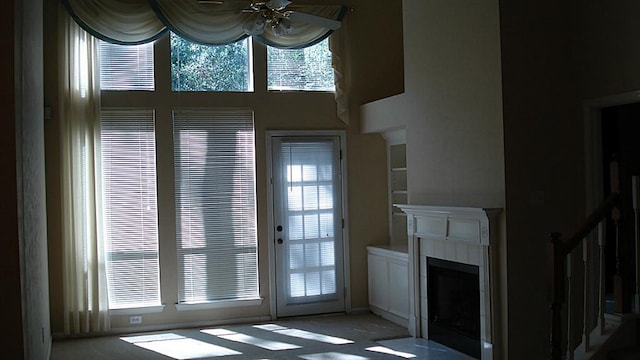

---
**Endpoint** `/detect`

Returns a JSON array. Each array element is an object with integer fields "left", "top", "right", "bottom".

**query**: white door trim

[
  {"left": 584, "top": 90, "right": 640, "bottom": 213},
  {"left": 265, "top": 130, "right": 350, "bottom": 319}
]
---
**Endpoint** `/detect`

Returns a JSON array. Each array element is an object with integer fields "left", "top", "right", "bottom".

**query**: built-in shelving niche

[{"left": 385, "top": 129, "right": 407, "bottom": 248}]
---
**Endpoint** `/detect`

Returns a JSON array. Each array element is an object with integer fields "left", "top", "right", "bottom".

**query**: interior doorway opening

[{"left": 600, "top": 103, "right": 640, "bottom": 313}]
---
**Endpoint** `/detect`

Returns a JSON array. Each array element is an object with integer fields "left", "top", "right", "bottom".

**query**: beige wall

[
  {"left": 362, "top": 0, "right": 504, "bottom": 208},
  {"left": 573, "top": 0, "right": 640, "bottom": 99},
  {"left": 500, "top": 0, "right": 583, "bottom": 357},
  {"left": 401, "top": 0, "right": 504, "bottom": 208},
  {"left": 361, "top": 0, "right": 506, "bottom": 354},
  {"left": 44, "top": 0, "right": 403, "bottom": 333},
  {"left": 355, "top": 0, "right": 640, "bottom": 358},
  {"left": 501, "top": 0, "right": 640, "bottom": 358}
]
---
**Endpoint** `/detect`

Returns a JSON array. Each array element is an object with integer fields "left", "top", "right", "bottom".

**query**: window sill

[
  {"left": 175, "top": 297, "right": 264, "bottom": 311},
  {"left": 109, "top": 305, "right": 165, "bottom": 316}
]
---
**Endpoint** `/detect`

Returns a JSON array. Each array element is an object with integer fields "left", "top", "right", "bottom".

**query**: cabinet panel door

[
  {"left": 368, "top": 254, "right": 389, "bottom": 310},
  {"left": 388, "top": 259, "right": 409, "bottom": 318}
]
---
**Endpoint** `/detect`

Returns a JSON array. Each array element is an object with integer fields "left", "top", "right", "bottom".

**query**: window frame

[
  {"left": 98, "top": 107, "right": 162, "bottom": 311},
  {"left": 172, "top": 107, "right": 260, "bottom": 306},
  {"left": 98, "top": 34, "right": 265, "bottom": 314}
]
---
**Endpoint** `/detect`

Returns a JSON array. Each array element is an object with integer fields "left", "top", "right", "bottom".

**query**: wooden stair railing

[
  {"left": 550, "top": 160, "right": 622, "bottom": 360},
  {"left": 550, "top": 193, "right": 620, "bottom": 359}
]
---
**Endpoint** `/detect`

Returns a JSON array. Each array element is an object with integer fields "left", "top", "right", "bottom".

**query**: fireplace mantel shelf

[{"left": 395, "top": 204, "right": 502, "bottom": 360}]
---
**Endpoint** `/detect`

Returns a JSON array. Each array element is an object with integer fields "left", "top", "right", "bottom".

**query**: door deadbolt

[
  {"left": 277, "top": 238, "right": 283, "bottom": 244},
  {"left": 276, "top": 225, "right": 283, "bottom": 232}
]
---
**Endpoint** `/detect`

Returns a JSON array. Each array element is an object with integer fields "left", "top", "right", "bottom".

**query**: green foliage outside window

[
  {"left": 170, "top": 32, "right": 334, "bottom": 92},
  {"left": 267, "top": 39, "right": 335, "bottom": 92},
  {"left": 171, "top": 33, "right": 250, "bottom": 92}
]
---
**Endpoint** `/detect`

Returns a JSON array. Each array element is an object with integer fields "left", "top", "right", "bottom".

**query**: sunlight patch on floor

[
  {"left": 120, "top": 333, "right": 241, "bottom": 359},
  {"left": 366, "top": 345, "right": 416, "bottom": 358},
  {"left": 376, "top": 337, "right": 476, "bottom": 360},
  {"left": 298, "top": 352, "right": 369, "bottom": 360},
  {"left": 252, "top": 324, "right": 353, "bottom": 345},
  {"left": 201, "top": 328, "right": 301, "bottom": 350}
]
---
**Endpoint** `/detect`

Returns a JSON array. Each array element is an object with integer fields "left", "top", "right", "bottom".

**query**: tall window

[
  {"left": 96, "top": 31, "right": 334, "bottom": 312},
  {"left": 100, "top": 109, "right": 161, "bottom": 309},
  {"left": 98, "top": 34, "right": 262, "bottom": 311},
  {"left": 173, "top": 109, "right": 258, "bottom": 303}
]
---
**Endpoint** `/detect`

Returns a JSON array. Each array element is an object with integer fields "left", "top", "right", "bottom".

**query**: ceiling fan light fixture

[
  {"left": 271, "top": 18, "right": 294, "bottom": 37},
  {"left": 243, "top": 15, "right": 266, "bottom": 35}
]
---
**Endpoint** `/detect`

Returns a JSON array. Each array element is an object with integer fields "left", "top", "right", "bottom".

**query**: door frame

[
  {"left": 584, "top": 90, "right": 640, "bottom": 310},
  {"left": 265, "top": 130, "right": 350, "bottom": 319},
  {"left": 584, "top": 90, "right": 640, "bottom": 213}
]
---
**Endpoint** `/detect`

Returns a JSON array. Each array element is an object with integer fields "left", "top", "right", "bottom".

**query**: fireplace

[
  {"left": 396, "top": 205, "right": 501, "bottom": 360},
  {"left": 427, "top": 257, "right": 481, "bottom": 358}
]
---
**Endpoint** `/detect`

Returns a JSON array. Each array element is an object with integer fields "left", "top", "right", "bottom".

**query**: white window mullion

[{"left": 173, "top": 108, "right": 258, "bottom": 304}]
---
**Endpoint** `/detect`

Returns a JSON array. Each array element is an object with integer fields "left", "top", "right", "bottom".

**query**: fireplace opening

[{"left": 427, "top": 257, "right": 481, "bottom": 359}]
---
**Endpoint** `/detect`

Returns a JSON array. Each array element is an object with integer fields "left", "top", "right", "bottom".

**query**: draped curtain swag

[
  {"left": 59, "top": 6, "right": 111, "bottom": 334},
  {"left": 63, "top": 0, "right": 350, "bottom": 123},
  {"left": 63, "top": 0, "right": 346, "bottom": 47}
]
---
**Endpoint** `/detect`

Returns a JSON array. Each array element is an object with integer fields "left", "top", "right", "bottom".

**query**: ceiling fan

[{"left": 198, "top": 0, "right": 343, "bottom": 37}]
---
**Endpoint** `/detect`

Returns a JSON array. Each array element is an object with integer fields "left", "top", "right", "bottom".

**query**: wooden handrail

[
  {"left": 550, "top": 191, "right": 620, "bottom": 360},
  {"left": 560, "top": 192, "right": 620, "bottom": 256}
]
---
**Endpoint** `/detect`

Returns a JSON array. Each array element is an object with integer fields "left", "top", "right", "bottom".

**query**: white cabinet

[{"left": 367, "top": 246, "right": 409, "bottom": 327}]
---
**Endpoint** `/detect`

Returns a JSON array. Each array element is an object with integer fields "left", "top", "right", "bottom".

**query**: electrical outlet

[{"left": 129, "top": 315, "right": 142, "bottom": 324}]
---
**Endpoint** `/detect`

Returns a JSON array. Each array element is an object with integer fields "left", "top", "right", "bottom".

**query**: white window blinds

[
  {"left": 100, "top": 108, "right": 161, "bottom": 309},
  {"left": 99, "top": 41, "right": 155, "bottom": 91},
  {"left": 267, "top": 38, "right": 335, "bottom": 92},
  {"left": 279, "top": 140, "right": 337, "bottom": 298},
  {"left": 173, "top": 108, "right": 258, "bottom": 304}
]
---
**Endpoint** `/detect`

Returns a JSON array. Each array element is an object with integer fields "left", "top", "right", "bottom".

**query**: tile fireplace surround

[{"left": 396, "top": 205, "right": 502, "bottom": 360}]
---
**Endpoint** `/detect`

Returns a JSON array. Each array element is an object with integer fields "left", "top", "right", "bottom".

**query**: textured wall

[
  {"left": 0, "top": 0, "right": 25, "bottom": 357},
  {"left": 362, "top": 0, "right": 505, "bottom": 209},
  {"left": 498, "top": 0, "right": 640, "bottom": 357},
  {"left": 361, "top": 0, "right": 505, "bottom": 355},
  {"left": 1, "top": 0, "right": 50, "bottom": 358},
  {"left": 17, "top": 0, "right": 51, "bottom": 358}
]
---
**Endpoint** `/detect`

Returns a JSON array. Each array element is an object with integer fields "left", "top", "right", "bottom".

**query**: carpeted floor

[{"left": 50, "top": 312, "right": 473, "bottom": 359}]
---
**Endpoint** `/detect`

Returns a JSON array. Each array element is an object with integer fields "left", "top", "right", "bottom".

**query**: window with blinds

[
  {"left": 100, "top": 108, "right": 161, "bottom": 309},
  {"left": 173, "top": 108, "right": 258, "bottom": 304},
  {"left": 99, "top": 41, "right": 155, "bottom": 91},
  {"left": 267, "top": 38, "right": 335, "bottom": 92}
]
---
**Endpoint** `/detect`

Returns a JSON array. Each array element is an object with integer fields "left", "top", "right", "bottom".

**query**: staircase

[{"left": 550, "top": 166, "right": 640, "bottom": 360}]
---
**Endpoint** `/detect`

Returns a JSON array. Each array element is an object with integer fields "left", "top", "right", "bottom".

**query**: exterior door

[{"left": 271, "top": 135, "right": 345, "bottom": 317}]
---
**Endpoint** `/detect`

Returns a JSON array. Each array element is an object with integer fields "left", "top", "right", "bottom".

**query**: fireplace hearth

[{"left": 427, "top": 257, "right": 480, "bottom": 359}]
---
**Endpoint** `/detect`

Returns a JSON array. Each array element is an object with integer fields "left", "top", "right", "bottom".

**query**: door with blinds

[{"left": 271, "top": 134, "right": 345, "bottom": 317}]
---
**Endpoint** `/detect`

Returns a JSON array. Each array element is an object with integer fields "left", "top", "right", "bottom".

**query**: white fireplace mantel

[{"left": 396, "top": 205, "right": 501, "bottom": 360}]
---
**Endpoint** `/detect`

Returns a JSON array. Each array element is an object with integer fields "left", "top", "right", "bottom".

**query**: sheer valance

[{"left": 63, "top": 0, "right": 347, "bottom": 48}]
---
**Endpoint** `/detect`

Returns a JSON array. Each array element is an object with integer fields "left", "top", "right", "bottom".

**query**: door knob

[
  {"left": 276, "top": 225, "right": 283, "bottom": 232},
  {"left": 277, "top": 238, "right": 283, "bottom": 244}
]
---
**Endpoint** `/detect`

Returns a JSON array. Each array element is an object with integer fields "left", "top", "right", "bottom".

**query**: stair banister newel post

[{"left": 550, "top": 231, "right": 565, "bottom": 360}]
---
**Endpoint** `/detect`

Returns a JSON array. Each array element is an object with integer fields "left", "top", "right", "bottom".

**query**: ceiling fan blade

[
  {"left": 267, "top": 0, "right": 291, "bottom": 10},
  {"left": 287, "top": 11, "right": 341, "bottom": 30}
]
